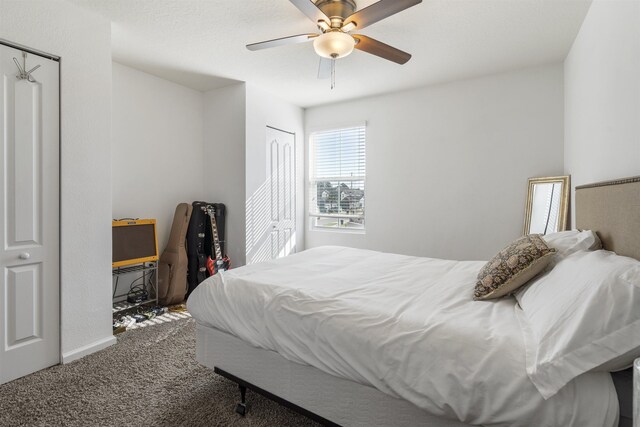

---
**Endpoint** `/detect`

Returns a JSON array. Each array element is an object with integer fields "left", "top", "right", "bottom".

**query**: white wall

[
  {"left": 245, "top": 84, "right": 305, "bottom": 264},
  {"left": 203, "top": 84, "right": 247, "bottom": 266},
  {"left": 564, "top": 0, "right": 640, "bottom": 219},
  {"left": 112, "top": 62, "right": 204, "bottom": 251},
  {"left": 305, "top": 64, "right": 565, "bottom": 261},
  {"left": 0, "top": 0, "right": 115, "bottom": 361}
]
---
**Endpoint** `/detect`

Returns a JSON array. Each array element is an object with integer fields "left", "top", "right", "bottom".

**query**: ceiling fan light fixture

[{"left": 313, "top": 31, "right": 355, "bottom": 59}]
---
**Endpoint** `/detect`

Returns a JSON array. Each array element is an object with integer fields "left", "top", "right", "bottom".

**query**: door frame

[{"left": 0, "top": 38, "right": 62, "bottom": 365}]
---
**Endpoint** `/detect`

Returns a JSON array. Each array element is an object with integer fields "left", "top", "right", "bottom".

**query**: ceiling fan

[{"left": 247, "top": 0, "right": 422, "bottom": 84}]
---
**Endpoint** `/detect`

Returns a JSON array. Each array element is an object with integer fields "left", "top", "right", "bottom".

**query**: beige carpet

[{"left": 0, "top": 318, "right": 319, "bottom": 427}]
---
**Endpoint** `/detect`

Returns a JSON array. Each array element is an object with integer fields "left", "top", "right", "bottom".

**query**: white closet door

[
  {"left": 0, "top": 44, "right": 60, "bottom": 384},
  {"left": 267, "top": 127, "right": 296, "bottom": 260}
]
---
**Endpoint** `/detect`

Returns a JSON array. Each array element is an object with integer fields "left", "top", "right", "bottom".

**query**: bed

[{"left": 188, "top": 175, "right": 640, "bottom": 426}]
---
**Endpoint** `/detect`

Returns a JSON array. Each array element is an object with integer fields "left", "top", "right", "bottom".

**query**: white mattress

[{"left": 188, "top": 246, "right": 619, "bottom": 426}]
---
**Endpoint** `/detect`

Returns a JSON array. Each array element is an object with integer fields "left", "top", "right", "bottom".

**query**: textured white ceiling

[{"left": 69, "top": 0, "right": 591, "bottom": 107}]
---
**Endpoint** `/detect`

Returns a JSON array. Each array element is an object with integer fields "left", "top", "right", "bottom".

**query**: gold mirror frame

[{"left": 523, "top": 176, "right": 570, "bottom": 235}]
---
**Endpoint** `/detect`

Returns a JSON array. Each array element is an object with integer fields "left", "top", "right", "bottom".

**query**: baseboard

[{"left": 62, "top": 335, "right": 116, "bottom": 364}]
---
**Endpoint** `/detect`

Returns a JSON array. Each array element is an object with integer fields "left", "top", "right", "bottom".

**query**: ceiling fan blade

[
  {"left": 289, "top": 0, "right": 330, "bottom": 26},
  {"left": 246, "top": 34, "right": 318, "bottom": 51},
  {"left": 353, "top": 35, "right": 412, "bottom": 64},
  {"left": 344, "top": 0, "right": 422, "bottom": 31},
  {"left": 318, "top": 57, "right": 332, "bottom": 79}
]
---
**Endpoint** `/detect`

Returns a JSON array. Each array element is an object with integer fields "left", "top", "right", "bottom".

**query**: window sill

[{"left": 310, "top": 226, "right": 366, "bottom": 235}]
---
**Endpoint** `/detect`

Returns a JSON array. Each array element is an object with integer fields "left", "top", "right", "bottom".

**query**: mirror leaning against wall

[{"left": 524, "top": 176, "right": 570, "bottom": 235}]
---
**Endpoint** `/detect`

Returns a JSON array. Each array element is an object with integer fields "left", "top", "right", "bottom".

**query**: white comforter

[{"left": 188, "top": 246, "right": 618, "bottom": 427}]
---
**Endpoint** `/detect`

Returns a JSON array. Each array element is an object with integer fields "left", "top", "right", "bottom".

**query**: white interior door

[
  {"left": 267, "top": 126, "right": 296, "bottom": 260},
  {"left": 0, "top": 44, "right": 60, "bottom": 384}
]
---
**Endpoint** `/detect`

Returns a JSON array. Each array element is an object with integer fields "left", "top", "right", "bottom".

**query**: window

[{"left": 309, "top": 125, "right": 366, "bottom": 231}]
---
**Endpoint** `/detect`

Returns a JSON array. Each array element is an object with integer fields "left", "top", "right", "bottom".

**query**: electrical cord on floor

[
  {"left": 128, "top": 283, "right": 145, "bottom": 294},
  {"left": 127, "top": 268, "right": 155, "bottom": 291},
  {"left": 128, "top": 274, "right": 146, "bottom": 291},
  {"left": 114, "top": 271, "right": 151, "bottom": 301},
  {"left": 126, "top": 268, "right": 156, "bottom": 299}
]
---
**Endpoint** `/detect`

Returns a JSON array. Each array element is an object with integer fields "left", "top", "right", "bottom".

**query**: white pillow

[
  {"left": 541, "top": 230, "right": 601, "bottom": 267},
  {"left": 515, "top": 250, "right": 640, "bottom": 399}
]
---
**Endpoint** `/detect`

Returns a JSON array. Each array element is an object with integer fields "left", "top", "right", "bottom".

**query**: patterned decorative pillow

[{"left": 474, "top": 234, "right": 556, "bottom": 300}]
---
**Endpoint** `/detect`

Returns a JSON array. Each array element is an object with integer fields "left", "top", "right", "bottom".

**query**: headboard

[{"left": 575, "top": 176, "right": 640, "bottom": 261}]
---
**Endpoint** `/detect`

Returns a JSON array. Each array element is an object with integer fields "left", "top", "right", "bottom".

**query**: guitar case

[
  {"left": 186, "top": 201, "right": 227, "bottom": 296},
  {"left": 157, "top": 203, "right": 192, "bottom": 306}
]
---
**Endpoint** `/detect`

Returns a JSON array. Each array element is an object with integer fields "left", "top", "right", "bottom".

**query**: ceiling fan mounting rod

[{"left": 314, "top": 0, "right": 357, "bottom": 21}]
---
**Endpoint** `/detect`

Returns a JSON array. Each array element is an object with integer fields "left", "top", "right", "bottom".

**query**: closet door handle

[{"left": 18, "top": 252, "right": 31, "bottom": 260}]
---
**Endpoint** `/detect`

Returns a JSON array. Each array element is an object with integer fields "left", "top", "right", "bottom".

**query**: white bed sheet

[{"left": 187, "top": 246, "right": 618, "bottom": 426}]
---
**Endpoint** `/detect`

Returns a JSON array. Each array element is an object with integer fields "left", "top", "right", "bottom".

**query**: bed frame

[
  {"left": 575, "top": 175, "right": 640, "bottom": 427},
  {"left": 195, "top": 175, "right": 640, "bottom": 427},
  {"left": 196, "top": 324, "right": 466, "bottom": 427}
]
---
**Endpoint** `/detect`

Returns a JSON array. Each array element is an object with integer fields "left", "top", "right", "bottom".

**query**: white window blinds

[{"left": 309, "top": 125, "right": 366, "bottom": 230}]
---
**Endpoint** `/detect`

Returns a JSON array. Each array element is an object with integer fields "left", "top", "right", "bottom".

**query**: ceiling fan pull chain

[{"left": 331, "top": 55, "right": 336, "bottom": 90}]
